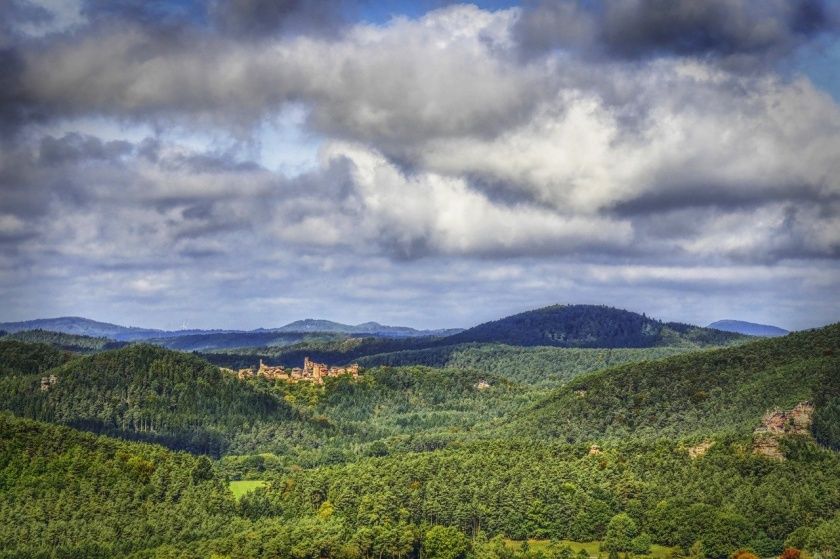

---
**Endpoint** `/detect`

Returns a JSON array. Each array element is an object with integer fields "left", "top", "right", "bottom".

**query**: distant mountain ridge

[
  {"left": 443, "top": 304, "right": 747, "bottom": 348},
  {"left": 273, "top": 318, "right": 462, "bottom": 337},
  {"left": 707, "top": 319, "right": 789, "bottom": 337},
  {"left": 0, "top": 316, "right": 232, "bottom": 341},
  {"left": 0, "top": 316, "right": 462, "bottom": 343},
  {"left": 3, "top": 305, "right": 750, "bottom": 357}
]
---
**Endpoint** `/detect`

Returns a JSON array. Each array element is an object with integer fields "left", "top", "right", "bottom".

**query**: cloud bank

[{"left": 0, "top": 0, "right": 838, "bottom": 330}]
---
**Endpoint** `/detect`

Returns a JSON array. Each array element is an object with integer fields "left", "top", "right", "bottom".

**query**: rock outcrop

[{"left": 752, "top": 401, "right": 814, "bottom": 460}]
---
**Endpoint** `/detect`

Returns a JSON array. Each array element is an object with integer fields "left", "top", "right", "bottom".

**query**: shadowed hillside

[
  {"left": 0, "top": 344, "right": 327, "bottom": 456},
  {"left": 1, "top": 329, "right": 127, "bottom": 352},
  {"left": 444, "top": 305, "right": 747, "bottom": 348}
]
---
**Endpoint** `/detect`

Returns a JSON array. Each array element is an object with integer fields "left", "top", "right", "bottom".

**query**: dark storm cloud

[
  {"left": 80, "top": 0, "right": 208, "bottom": 28},
  {"left": 515, "top": 0, "right": 839, "bottom": 60},
  {"left": 39, "top": 133, "right": 133, "bottom": 165},
  {"left": 0, "top": 1, "right": 53, "bottom": 43},
  {"left": 159, "top": 151, "right": 263, "bottom": 173},
  {"left": 210, "top": 0, "right": 350, "bottom": 37},
  {"left": 0, "top": 48, "right": 31, "bottom": 136},
  {"left": 602, "top": 0, "right": 837, "bottom": 58},
  {"left": 609, "top": 180, "right": 839, "bottom": 216},
  {"left": 79, "top": 0, "right": 354, "bottom": 37}
]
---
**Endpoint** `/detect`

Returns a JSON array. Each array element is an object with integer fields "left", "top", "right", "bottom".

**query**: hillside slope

[
  {"left": 0, "top": 339, "right": 70, "bottom": 375},
  {"left": 0, "top": 413, "right": 240, "bottom": 557},
  {"left": 517, "top": 324, "right": 840, "bottom": 444},
  {"left": 244, "top": 433, "right": 840, "bottom": 559},
  {"left": 0, "top": 344, "right": 324, "bottom": 455},
  {"left": 444, "top": 305, "right": 746, "bottom": 348},
  {"left": 0, "top": 316, "right": 168, "bottom": 340},
  {"left": 147, "top": 331, "right": 318, "bottom": 351},
  {"left": 1, "top": 329, "right": 127, "bottom": 352},
  {"left": 357, "top": 343, "right": 694, "bottom": 387}
]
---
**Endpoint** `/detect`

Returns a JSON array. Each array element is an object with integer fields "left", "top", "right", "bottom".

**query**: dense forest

[
  {"left": 0, "top": 344, "right": 330, "bottom": 456},
  {"left": 239, "top": 435, "right": 840, "bottom": 559},
  {"left": 0, "top": 413, "right": 240, "bottom": 558},
  {"left": 356, "top": 344, "right": 693, "bottom": 387},
  {"left": 1, "top": 329, "right": 127, "bottom": 352},
  {"left": 148, "top": 331, "right": 322, "bottom": 352},
  {"left": 520, "top": 325, "right": 840, "bottom": 442},
  {"left": 0, "top": 312, "right": 837, "bottom": 558},
  {"left": 443, "top": 306, "right": 747, "bottom": 348}
]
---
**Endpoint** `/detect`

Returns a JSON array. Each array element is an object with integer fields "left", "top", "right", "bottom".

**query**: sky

[{"left": 0, "top": 0, "right": 839, "bottom": 332}]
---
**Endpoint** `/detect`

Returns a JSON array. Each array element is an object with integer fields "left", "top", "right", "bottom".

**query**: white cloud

[{"left": 1, "top": 3, "right": 839, "bottom": 329}]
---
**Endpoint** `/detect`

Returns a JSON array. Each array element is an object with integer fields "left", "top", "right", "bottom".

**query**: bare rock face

[
  {"left": 588, "top": 444, "right": 602, "bottom": 455},
  {"left": 688, "top": 440, "right": 714, "bottom": 459},
  {"left": 753, "top": 434, "right": 785, "bottom": 460},
  {"left": 756, "top": 402, "right": 815, "bottom": 435},
  {"left": 753, "top": 402, "right": 814, "bottom": 460}
]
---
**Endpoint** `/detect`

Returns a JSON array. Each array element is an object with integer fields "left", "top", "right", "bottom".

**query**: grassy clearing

[
  {"left": 504, "top": 540, "right": 678, "bottom": 559},
  {"left": 228, "top": 479, "right": 267, "bottom": 500}
]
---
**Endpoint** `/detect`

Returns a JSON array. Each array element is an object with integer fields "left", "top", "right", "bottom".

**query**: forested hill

[
  {"left": 518, "top": 323, "right": 840, "bottom": 445},
  {"left": 443, "top": 305, "right": 746, "bottom": 348},
  {"left": 0, "top": 413, "right": 240, "bottom": 558},
  {"left": 1, "top": 328, "right": 126, "bottom": 352},
  {"left": 0, "top": 344, "right": 324, "bottom": 456},
  {"left": 0, "top": 316, "right": 172, "bottom": 340},
  {"left": 203, "top": 306, "right": 746, "bottom": 370},
  {"left": 0, "top": 339, "right": 70, "bottom": 375}
]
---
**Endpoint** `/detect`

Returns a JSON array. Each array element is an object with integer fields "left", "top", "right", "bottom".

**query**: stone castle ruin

[{"left": 227, "top": 357, "right": 360, "bottom": 385}]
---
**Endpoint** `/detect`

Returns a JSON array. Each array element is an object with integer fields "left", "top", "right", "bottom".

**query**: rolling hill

[
  {"left": 147, "top": 331, "right": 320, "bottom": 351},
  {"left": 230, "top": 324, "right": 840, "bottom": 558},
  {"left": 1, "top": 306, "right": 749, "bottom": 356},
  {"left": 202, "top": 305, "right": 750, "bottom": 369},
  {"left": 707, "top": 319, "right": 789, "bottom": 337},
  {"left": 0, "top": 413, "right": 240, "bottom": 558},
  {"left": 0, "top": 338, "right": 71, "bottom": 376},
  {"left": 0, "top": 343, "right": 327, "bottom": 456},
  {"left": 356, "top": 343, "right": 695, "bottom": 387},
  {"left": 1, "top": 328, "right": 127, "bottom": 352},
  {"left": 517, "top": 323, "right": 840, "bottom": 445},
  {"left": 0, "top": 316, "right": 463, "bottom": 352},
  {"left": 0, "top": 316, "right": 232, "bottom": 341},
  {"left": 275, "top": 318, "right": 462, "bottom": 337},
  {"left": 443, "top": 305, "right": 747, "bottom": 348}
]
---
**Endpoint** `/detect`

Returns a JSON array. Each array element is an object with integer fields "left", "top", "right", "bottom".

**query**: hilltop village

[{"left": 224, "top": 357, "right": 361, "bottom": 385}]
